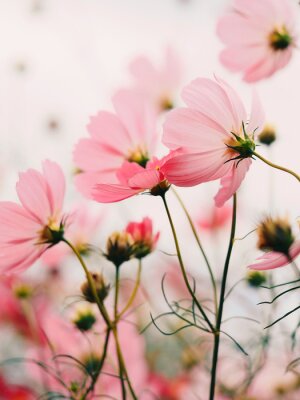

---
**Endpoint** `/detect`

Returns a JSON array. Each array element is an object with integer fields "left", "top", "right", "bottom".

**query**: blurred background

[{"left": 0, "top": 0, "right": 299, "bottom": 398}]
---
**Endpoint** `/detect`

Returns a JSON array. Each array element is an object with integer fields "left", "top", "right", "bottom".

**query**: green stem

[
  {"left": 113, "top": 267, "right": 126, "bottom": 400},
  {"left": 118, "top": 259, "right": 142, "bottom": 320},
  {"left": 209, "top": 193, "right": 237, "bottom": 400},
  {"left": 253, "top": 151, "right": 300, "bottom": 182},
  {"left": 82, "top": 327, "right": 111, "bottom": 399},
  {"left": 161, "top": 193, "right": 214, "bottom": 333},
  {"left": 62, "top": 238, "right": 111, "bottom": 327},
  {"left": 112, "top": 327, "right": 138, "bottom": 400},
  {"left": 171, "top": 187, "right": 218, "bottom": 319}
]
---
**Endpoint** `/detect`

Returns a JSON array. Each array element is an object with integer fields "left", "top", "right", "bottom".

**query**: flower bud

[
  {"left": 257, "top": 216, "right": 294, "bottom": 255},
  {"left": 126, "top": 217, "right": 159, "bottom": 259},
  {"left": 105, "top": 231, "right": 134, "bottom": 267},
  {"left": 246, "top": 271, "right": 266, "bottom": 288},
  {"left": 258, "top": 124, "right": 276, "bottom": 146},
  {"left": 13, "top": 283, "right": 33, "bottom": 299},
  {"left": 80, "top": 273, "right": 110, "bottom": 303},
  {"left": 72, "top": 306, "right": 96, "bottom": 332}
]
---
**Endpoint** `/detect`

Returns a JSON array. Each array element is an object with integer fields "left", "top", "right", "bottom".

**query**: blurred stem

[
  {"left": 63, "top": 238, "right": 111, "bottom": 327},
  {"left": 209, "top": 193, "right": 237, "bottom": 400},
  {"left": 253, "top": 151, "right": 300, "bottom": 182},
  {"left": 64, "top": 238, "right": 137, "bottom": 399},
  {"left": 114, "top": 267, "right": 126, "bottom": 400},
  {"left": 161, "top": 193, "right": 214, "bottom": 333},
  {"left": 118, "top": 259, "right": 142, "bottom": 320},
  {"left": 83, "top": 327, "right": 111, "bottom": 399},
  {"left": 171, "top": 187, "right": 218, "bottom": 319}
]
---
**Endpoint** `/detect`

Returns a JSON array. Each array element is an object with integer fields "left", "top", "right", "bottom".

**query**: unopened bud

[
  {"left": 13, "top": 283, "right": 33, "bottom": 299},
  {"left": 246, "top": 271, "right": 266, "bottom": 287},
  {"left": 105, "top": 231, "right": 134, "bottom": 267},
  {"left": 72, "top": 306, "right": 96, "bottom": 331},
  {"left": 257, "top": 216, "right": 294, "bottom": 255},
  {"left": 258, "top": 124, "right": 276, "bottom": 146},
  {"left": 126, "top": 217, "right": 159, "bottom": 259},
  {"left": 81, "top": 273, "right": 110, "bottom": 303}
]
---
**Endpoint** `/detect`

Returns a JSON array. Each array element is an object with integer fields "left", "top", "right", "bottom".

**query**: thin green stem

[
  {"left": 112, "top": 327, "right": 138, "bottom": 400},
  {"left": 253, "top": 151, "right": 300, "bottom": 182},
  {"left": 113, "top": 267, "right": 126, "bottom": 400},
  {"left": 172, "top": 187, "right": 218, "bottom": 319},
  {"left": 63, "top": 238, "right": 111, "bottom": 327},
  {"left": 161, "top": 193, "right": 214, "bottom": 333},
  {"left": 209, "top": 193, "right": 237, "bottom": 400},
  {"left": 82, "top": 327, "right": 111, "bottom": 399},
  {"left": 118, "top": 259, "right": 142, "bottom": 320}
]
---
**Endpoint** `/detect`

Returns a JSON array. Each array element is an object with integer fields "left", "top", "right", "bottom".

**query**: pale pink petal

[
  {"left": 129, "top": 56, "right": 158, "bottom": 87},
  {"left": 162, "top": 149, "right": 232, "bottom": 187},
  {"left": 248, "top": 241, "right": 300, "bottom": 271},
  {"left": 87, "top": 111, "right": 132, "bottom": 153},
  {"left": 112, "top": 89, "right": 158, "bottom": 153},
  {"left": 0, "top": 243, "right": 44, "bottom": 274},
  {"left": 217, "top": 13, "right": 265, "bottom": 45},
  {"left": 128, "top": 169, "right": 161, "bottom": 189},
  {"left": 16, "top": 169, "right": 50, "bottom": 225},
  {"left": 0, "top": 202, "right": 39, "bottom": 242},
  {"left": 163, "top": 108, "right": 227, "bottom": 151},
  {"left": 247, "top": 90, "right": 265, "bottom": 134},
  {"left": 214, "top": 158, "right": 252, "bottom": 207},
  {"left": 215, "top": 76, "right": 247, "bottom": 131},
  {"left": 42, "top": 160, "right": 65, "bottom": 217},
  {"left": 219, "top": 45, "right": 267, "bottom": 72},
  {"left": 182, "top": 78, "right": 238, "bottom": 132},
  {"left": 161, "top": 46, "right": 182, "bottom": 90},
  {"left": 74, "top": 171, "right": 118, "bottom": 199},
  {"left": 116, "top": 161, "right": 145, "bottom": 185},
  {"left": 92, "top": 184, "right": 142, "bottom": 203},
  {"left": 73, "top": 138, "right": 123, "bottom": 172},
  {"left": 243, "top": 54, "right": 277, "bottom": 83}
]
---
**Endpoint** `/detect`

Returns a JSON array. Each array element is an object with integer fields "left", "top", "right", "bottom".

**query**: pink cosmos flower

[
  {"left": 92, "top": 155, "right": 173, "bottom": 203},
  {"left": 41, "top": 203, "right": 103, "bottom": 268},
  {"left": 129, "top": 47, "right": 182, "bottom": 111},
  {"left": 217, "top": 0, "right": 298, "bottom": 82},
  {"left": 73, "top": 89, "right": 158, "bottom": 199},
  {"left": 197, "top": 205, "right": 232, "bottom": 231},
  {"left": 126, "top": 217, "right": 160, "bottom": 258},
  {"left": 0, "top": 160, "right": 67, "bottom": 274},
  {"left": 248, "top": 216, "right": 300, "bottom": 270},
  {"left": 247, "top": 241, "right": 300, "bottom": 271},
  {"left": 162, "top": 76, "right": 265, "bottom": 207},
  {"left": 0, "top": 375, "right": 35, "bottom": 400}
]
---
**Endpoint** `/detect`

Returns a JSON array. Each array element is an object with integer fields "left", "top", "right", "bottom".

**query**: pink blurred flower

[
  {"left": 126, "top": 217, "right": 160, "bottom": 258},
  {"left": 146, "top": 372, "right": 189, "bottom": 400},
  {"left": 217, "top": 0, "right": 298, "bottom": 82},
  {"left": 0, "top": 375, "right": 35, "bottom": 400},
  {"left": 0, "top": 160, "right": 67, "bottom": 274},
  {"left": 73, "top": 89, "right": 158, "bottom": 198},
  {"left": 41, "top": 203, "right": 103, "bottom": 268},
  {"left": 162, "top": 76, "right": 265, "bottom": 207},
  {"left": 129, "top": 47, "right": 182, "bottom": 111},
  {"left": 0, "top": 276, "right": 47, "bottom": 343},
  {"left": 248, "top": 241, "right": 300, "bottom": 271},
  {"left": 92, "top": 155, "right": 172, "bottom": 203},
  {"left": 197, "top": 205, "right": 232, "bottom": 231}
]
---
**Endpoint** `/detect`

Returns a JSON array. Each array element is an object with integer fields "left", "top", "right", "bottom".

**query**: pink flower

[
  {"left": 129, "top": 47, "right": 182, "bottom": 111},
  {"left": 126, "top": 217, "right": 160, "bottom": 258},
  {"left": 41, "top": 203, "right": 103, "bottom": 268},
  {"left": 217, "top": 0, "right": 298, "bottom": 82},
  {"left": 0, "top": 375, "right": 35, "bottom": 400},
  {"left": 248, "top": 241, "right": 300, "bottom": 271},
  {"left": 73, "top": 89, "right": 158, "bottom": 199},
  {"left": 197, "top": 205, "right": 232, "bottom": 231},
  {"left": 162, "top": 76, "right": 265, "bottom": 207},
  {"left": 0, "top": 160, "right": 67, "bottom": 274},
  {"left": 92, "top": 155, "right": 172, "bottom": 203}
]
